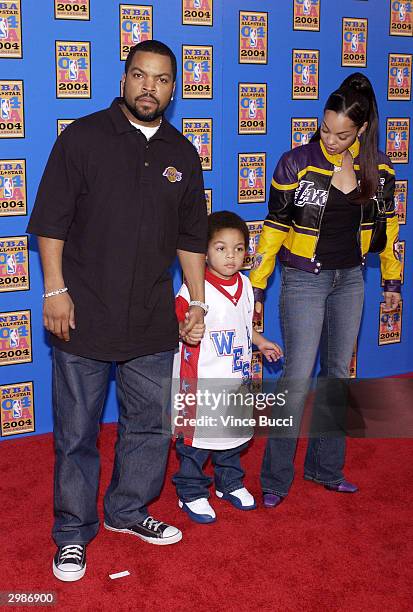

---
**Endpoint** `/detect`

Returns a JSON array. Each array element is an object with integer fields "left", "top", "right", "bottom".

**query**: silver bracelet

[
  {"left": 189, "top": 300, "right": 209, "bottom": 315},
  {"left": 42, "top": 287, "right": 68, "bottom": 299}
]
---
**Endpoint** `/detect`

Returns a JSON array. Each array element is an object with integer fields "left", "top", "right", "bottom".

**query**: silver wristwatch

[{"left": 189, "top": 300, "right": 209, "bottom": 315}]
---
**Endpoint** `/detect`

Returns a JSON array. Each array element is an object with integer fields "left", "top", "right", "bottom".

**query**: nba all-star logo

[
  {"left": 182, "top": 46, "right": 213, "bottom": 99},
  {"left": 0, "top": 235, "right": 29, "bottom": 292},
  {"left": 238, "top": 154, "right": 266, "bottom": 204},
  {"left": 0, "top": 309, "right": 32, "bottom": 366},
  {"left": 394, "top": 180, "right": 408, "bottom": 224},
  {"left": 239, "top": 11, "right": 268, "bottom": 64},
  {"left": 0, "top": 159, "right": 26, "bottom": 216},
  {"left": 251, "top": 351, "right": 263, "bottom": 392},
  {"left": 0, "top": 0, "right": 22, "bottom": 58},
  {"left": 0, "top": 80, "right": 24, "bottom": 138},
  {"left": 54, "top": 0, "right": 89, "bottom": 20},
  {"left": 182, "top": 119, "right": 212, "bottom": 170},
  {"left": 238, "top": 84, "right": 267, "bottom": 134},
  {"left": 378, "top": 301, "right": 403, "bottom": 345},
  {"left": 243, "top": 221, "right": 263, "bottom": 270},
  {"left": 1, "top": 381, "right": 35, "bottom": 437},
  {"left": 342, "top": 18, "right": 368, "bottom": 67},
  {"left": 119, "top": 5, "right": 152, "bottom": 60},
  {"left": 182, "top": 0, "right": 213, "bottom": 25},
  {"left": 293, "top": 0, "right": 320, "bottom": 31},
  {"left": 390, "top": 0, "right": 412, "bottom": 36},
  {"left": 291, "top": 118, "right": 318, "bottom": 148},
  {"left": 386, "top": 118, "right": 410, "bottom": 163},
  {"left": 55, "top": 41, "right": 91, "bottom": 98},
  {"left": 388, "top": 54, "right": 412, "bottom": 100},
  {"left": 292, "top": 49, "right": 319, "bottom": 99}
]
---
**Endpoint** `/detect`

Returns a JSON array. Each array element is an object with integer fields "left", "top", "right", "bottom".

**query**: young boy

[{"left": 172, "top": 211, "right": 282, "bottom": 523}]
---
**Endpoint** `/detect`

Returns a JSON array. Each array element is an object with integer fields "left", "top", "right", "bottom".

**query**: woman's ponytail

[
  {"left": 339, "top": 73, "right": 379, "bottom": 201},
  {"left": 314, "top": 72, "right": 380, "bottom": 202}
]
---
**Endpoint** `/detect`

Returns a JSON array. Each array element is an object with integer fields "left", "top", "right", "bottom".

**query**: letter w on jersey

[
  {"left": 210, "top": 330, "right": 235, "bottom": 355},
  {"left": 295, "top": 180, "right": 328, "bottom": 207}
]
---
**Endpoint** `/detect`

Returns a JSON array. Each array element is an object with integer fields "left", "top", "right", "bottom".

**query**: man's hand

[
  {"left": 383, "top": 291, "right": 401, "bottom": 312},
  {"left": 180, "top": 306, "right": 205, "bottom": 345},
  {"left": 43, "top": 293, "right": 75, "bottom": 341}
]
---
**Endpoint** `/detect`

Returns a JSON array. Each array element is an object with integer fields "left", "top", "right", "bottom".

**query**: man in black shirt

[{"left": 27, "top": 40, "right": 208, "bottom": 582}]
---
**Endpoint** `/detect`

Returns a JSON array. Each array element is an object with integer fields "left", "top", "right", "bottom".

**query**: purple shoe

[
  {"left": 263, "top": 493, "right": 283, "bottom": 508},
  {"left": 324, "top": 480, "right": 359, "bottom": 493}
]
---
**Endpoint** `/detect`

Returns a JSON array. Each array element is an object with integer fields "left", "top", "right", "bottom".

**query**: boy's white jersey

[{"left": 172, "top": 269, "right": 254, "bottom": 449}]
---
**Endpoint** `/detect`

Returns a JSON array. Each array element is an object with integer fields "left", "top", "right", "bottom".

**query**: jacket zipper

[
  {"left": 355, "top": 166, "right": 364, "bottom": 262},
  {"left": 310, "top": 172, "right": 333, "bottom": 262}
]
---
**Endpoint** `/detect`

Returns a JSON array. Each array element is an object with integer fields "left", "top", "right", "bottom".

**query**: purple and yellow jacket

[{"left": 249, "top": 139, "right": 402, "bottom": 294}]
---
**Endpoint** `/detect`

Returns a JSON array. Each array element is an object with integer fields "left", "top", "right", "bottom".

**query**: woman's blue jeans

[{"left": 261, "top": 265, "right": 365, "bottom": 497}]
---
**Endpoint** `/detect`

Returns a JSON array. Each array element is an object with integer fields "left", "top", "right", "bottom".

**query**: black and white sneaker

[
  {"left": 53, "top": 545, "right": 86, "bottom": 582},
  {"left": 104, "top": 516, "right": 182, "bottom": 546}
]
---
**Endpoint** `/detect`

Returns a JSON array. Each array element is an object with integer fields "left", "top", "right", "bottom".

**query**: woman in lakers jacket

[{"left": 250, "top": 73, "right": 401, "bottom": 507}]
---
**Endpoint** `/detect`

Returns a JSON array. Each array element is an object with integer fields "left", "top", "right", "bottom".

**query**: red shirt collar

[
  {"left": 205, "top": 267, "right": 243, "bottom": 305},
  {"left": 205, "top": 267, "right": 239, "bottom": 286}
]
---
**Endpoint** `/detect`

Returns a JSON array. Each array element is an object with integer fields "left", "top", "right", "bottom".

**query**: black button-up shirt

[{"left": 27, "top": 98, "right": 207, "bottom": 361}]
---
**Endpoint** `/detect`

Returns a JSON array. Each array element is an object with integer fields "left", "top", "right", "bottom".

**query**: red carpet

[{"left": 1, "top": 426, "right": 412, "bottom": 611}]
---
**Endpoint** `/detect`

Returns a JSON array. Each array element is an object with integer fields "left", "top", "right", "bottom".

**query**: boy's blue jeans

[
  {"left": 261, "top": 265, "right": 365, "bottom": 498},
  {"left": 173, "top": 437, "right": 249, "bottom": 502},
  {"left": 52, "top": 347, "right": 174, "bottom": 546}
]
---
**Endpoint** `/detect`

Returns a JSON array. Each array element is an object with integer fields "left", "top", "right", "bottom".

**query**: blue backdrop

[{"left": 0, "top": 0, "right": 411, "bottom": 439}]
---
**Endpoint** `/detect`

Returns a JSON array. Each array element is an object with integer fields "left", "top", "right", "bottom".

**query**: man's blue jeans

[
  {"left": 173, "top": 437, "right": 249, "bottom": 502},
  {"left": 52, "top": 347, "right": 174, "bottom": 546},
  {"left": 261, "top": 265, "right": 364, "bottom": 497}
]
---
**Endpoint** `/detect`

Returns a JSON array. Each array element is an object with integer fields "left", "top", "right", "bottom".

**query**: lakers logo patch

[
  {"left": 163, "top": 167, "right": 182, "bottom": 183},
  {"left": 295, "top": 180, "right": 328, "bottom": 207}
]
